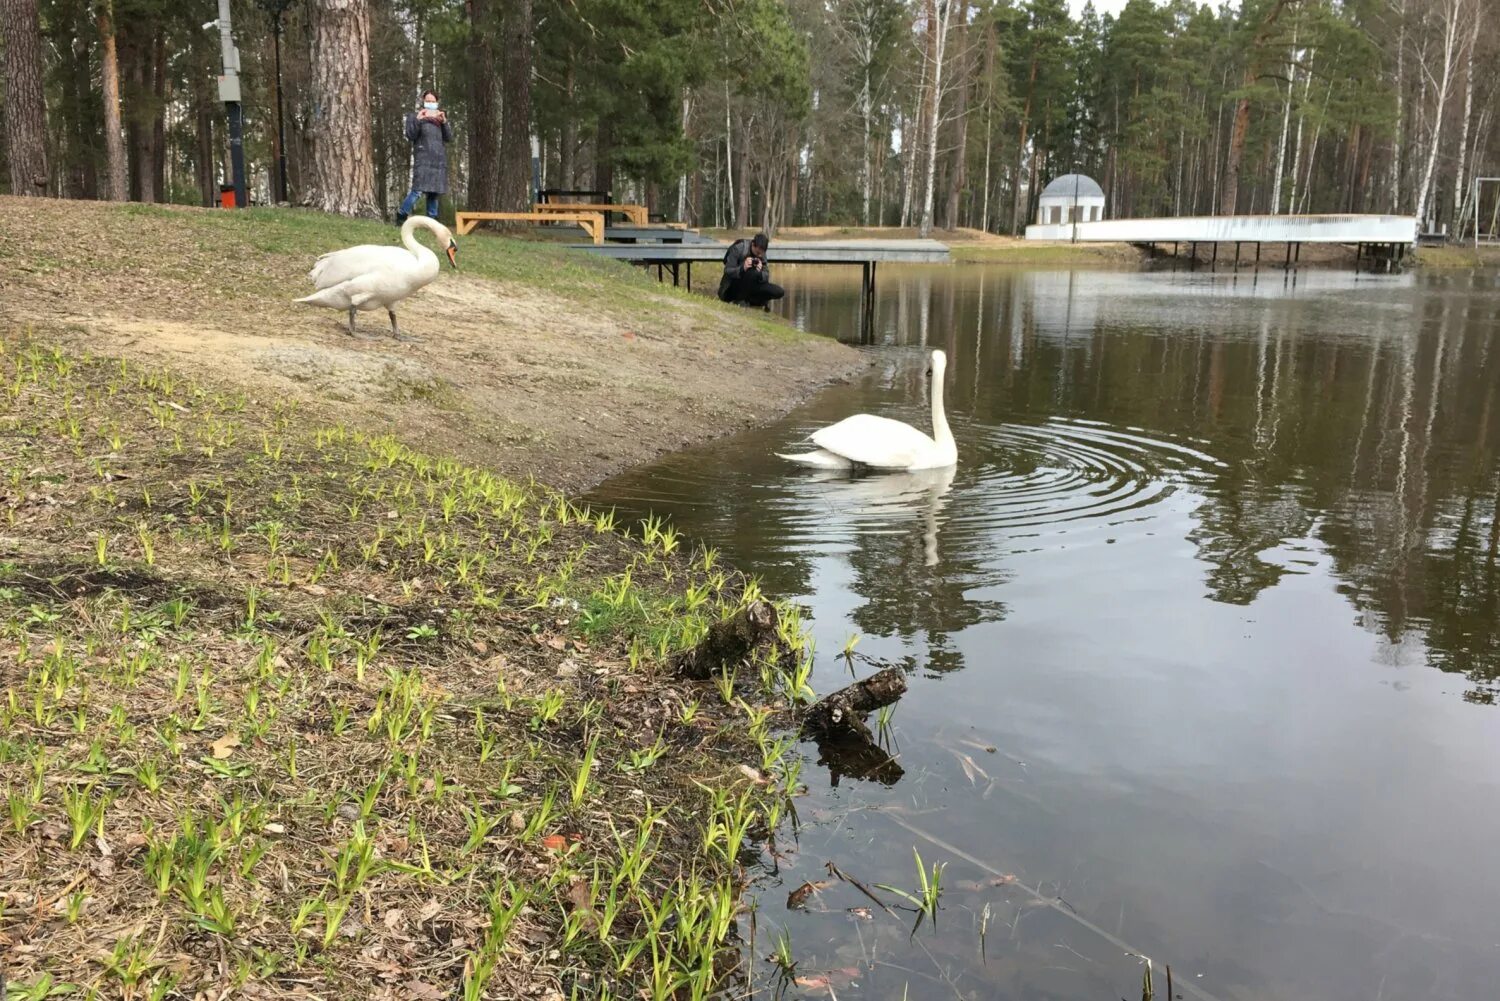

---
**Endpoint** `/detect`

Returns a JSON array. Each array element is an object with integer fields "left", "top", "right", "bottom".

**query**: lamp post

[
  {"left": 256, "top": 0, "right": 296, "bottom": 204},
  {"left": 1071, "top": 170, "right": 1080, "bottom": 244},
  {"left": 211, "top": 0, "right": 246, "bottom": 208}
]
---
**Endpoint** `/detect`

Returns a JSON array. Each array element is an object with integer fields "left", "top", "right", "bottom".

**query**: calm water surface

[{"left": 589, "top": 264, "right": 1500, "bottom": 1001}]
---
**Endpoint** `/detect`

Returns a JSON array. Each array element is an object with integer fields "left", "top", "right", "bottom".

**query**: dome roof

[{"left": 1040, "top": 173, "right": 1104, "bottom": 199}]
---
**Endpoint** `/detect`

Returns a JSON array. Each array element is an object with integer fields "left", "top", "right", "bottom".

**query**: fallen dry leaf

[
  {"left": 847, "top": 906, "right": 873, "bottom": 920},
  {"left": 210, "top": 733, "right": 241, "bottom": 760},
  {"left": 564, "top": 878, "right": 599, "bottom": 932},
  {"left": 794, "top": 975, "right": 831, "bottom": 990},
  {"left": 540, "top": 834, "right": 568, "bottom": 852},
  {"left": 736, "top": 764, "right": 769, "bottom": 786}
]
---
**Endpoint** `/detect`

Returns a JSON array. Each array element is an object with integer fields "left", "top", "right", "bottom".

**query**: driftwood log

[
  {"left": 801, "top": 668, "right": 907, "bottom": 740},
  {"left": 670, "top": 600, "right": 780, "bottom": 680},
  {"left": 802, "top": 668, "right": 908, "bottom": 786}
]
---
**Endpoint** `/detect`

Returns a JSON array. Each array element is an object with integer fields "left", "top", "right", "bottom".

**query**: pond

[{"left": 588, "top": 262, "right": 1500, "bottom": 1001}]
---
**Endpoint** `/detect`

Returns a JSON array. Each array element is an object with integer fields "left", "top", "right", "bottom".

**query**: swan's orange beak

[{"left": 446, "top": 241, "right": 458, "bottom": 270}]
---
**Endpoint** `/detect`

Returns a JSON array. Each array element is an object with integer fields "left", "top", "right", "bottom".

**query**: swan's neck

[
  {"left": 400, "top": 218, "right": 439, "bottom": 272},
  {"left": 930, "top": 366, "right": 954, "bottom": 459}
]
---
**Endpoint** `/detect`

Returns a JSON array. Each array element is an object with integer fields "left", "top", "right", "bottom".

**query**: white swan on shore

[
  {"left": 295, "top": 215, "right": 458, "bottom": 340},
  {"left": 778, "top": 349, "right": 957, "bottom": 471}
]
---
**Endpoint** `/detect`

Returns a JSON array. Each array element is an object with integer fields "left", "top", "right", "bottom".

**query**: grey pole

[
  {"left": 214, "top": 0, "right": 247, "bottom": 209},
  {"left": 1071, "top": 171, "right": 1079, "bottom": 244}
]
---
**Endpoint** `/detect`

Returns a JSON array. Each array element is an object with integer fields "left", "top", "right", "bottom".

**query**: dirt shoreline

[{"left": 1, "top": 197, "right": 866, "bottom": 493}]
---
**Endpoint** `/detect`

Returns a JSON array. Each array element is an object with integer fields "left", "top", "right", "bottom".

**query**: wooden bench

[
  {"left": 531, "top": 202, "right": 649, "bottom": 227},
  {"left": 454, "top": 211, "right": 605, "bottom": 245}
]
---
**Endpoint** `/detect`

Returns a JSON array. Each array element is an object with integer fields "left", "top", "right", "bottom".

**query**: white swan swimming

[
  {"left": 778, "top": 349, "right": 957, "bottom": 471},
  {"left": 296, "top": 215, "right": 458, "bottom": 340}
]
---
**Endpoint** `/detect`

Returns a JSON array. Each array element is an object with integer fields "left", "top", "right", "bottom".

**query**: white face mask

[{"left": 423, "top": 101, "right": 438, "bottom": 111}]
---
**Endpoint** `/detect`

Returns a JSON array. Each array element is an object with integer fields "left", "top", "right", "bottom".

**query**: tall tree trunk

[
  {"left": 1449, "top": 3, "right": 1479, "bottom": 235},
  {"left": 724, "top": 87, "right": 736, "bottom": 227},
  {"left": 559, "top": 58, "right": 576, "bottom": 188},
  {"left": 96, "top": 0, "right": 128, "bottom": 201},
  {"left": 918, "top": 0, "right": 948, "bottom": 238},
  {"left": 859, "top": 41, "right": 873, "bottom": 225},
  {"left": 1221, "top": 0, "right": 1293, "bottom": 216},
  {"left": 498, "top": 0, "right": 534, "bottom": 211},
  {"left": 0, "top": 0, "right": 51, "bottom": 195},
  {"left": 194, "top": 48, "right": 216, "bottom": 206},
  {"left": 465, "top": 0, "right": 500, "bottom": 210},
  {"left": 735, "top": 115, "right": 750, "bottom": 228},
  {"left": 1269, "top": 25, "right": 1298, "bottom": 214},
  {"left": 151, "top": 29, "right": 166, "bottom": 201},
  {"left": 1413, "top": 0, "right": 1467, "bottom": 227},
  {"left": 309, "top": 0, "right": 380, "bottom": 217},
  {"left": 678, "top": 91, "right": 692, "bottom": 221},
  {"left": 1389, "top": 0, "right": 1406, "bottom": 211},
  {"left": 595, "top": 119, "right": 613, "bottom": 197},
  {"left": 1011, "top": 52, "right": 1038, "bottom": 232},
  {"left": 943, "top": 0, "right": 969, "bottom": 230},
  {"left": 979, "top": 34, "right": 994, "bottom": 233}
]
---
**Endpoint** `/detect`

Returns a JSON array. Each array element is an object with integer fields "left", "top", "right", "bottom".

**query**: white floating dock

[{"left": 1026, "top": 214, "right": 1417, "bottom": 245}]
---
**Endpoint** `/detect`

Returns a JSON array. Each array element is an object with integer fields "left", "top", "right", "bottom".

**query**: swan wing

[
  {"left": 776, "top": 448, "right": 854, "bottom": 470},
  {"left": 296, "top": 273, "right": 403, "bottom": 311},
  {"left": 309, "top": 245, "right": 417, "bottom": 290},
  {"left": 809, "top": 414, "right": 937, "bottom": 469}
]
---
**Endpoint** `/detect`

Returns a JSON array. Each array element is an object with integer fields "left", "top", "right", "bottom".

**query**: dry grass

[
  {"left": 1415, "top": 243, "right": 1500, "bottom": 268},
  {"left": 0, "top": 198, "right": 861, "bottom": 493},
  {"left": 0, "top": 336, "right": 813, "bottom": 1000}
]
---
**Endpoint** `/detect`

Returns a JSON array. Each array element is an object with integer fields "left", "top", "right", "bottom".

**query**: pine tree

[
  {"left": 0, "top": 0, "right": 50, "bottom": 195},
  {"left": 308, "top": 0, "right": 380, "bottom": 217}
]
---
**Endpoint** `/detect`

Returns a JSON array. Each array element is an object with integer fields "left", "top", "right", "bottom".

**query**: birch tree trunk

[
  {"left": 0, "top": 0, "right": 50, "bottom": 195},
  {"left": 860, "top": 45, "right": 873, "bottom": 225},
  {"left": 724, "top": 86, "right": 736, "bottom": 227},
  {"left": 1413, "top": 0, "right": 1466, "bottom": 228},
  {"left": 918, "top": 0, "right": 950, "bottom": 238},
  {"left": 1389, "top": 0, "right": 1406, "bottom": 211},
  {"left": 1449, "top": 4, "right": 1479, "bottom": 234},
  {"left": 978, "top": 21, "right": 995, "bottom": 232},
  {"left": 677, "top": 92, "right": 692, "bottom": 221},
  {"left": 96, "top": 0, "right": 128, "bottom": 202},
  {"left": 309, "top": 0, "right": 380, "bottom": 217},
  {"left": 1269, "top": 26, "right": 1298, "bottom": 214}
]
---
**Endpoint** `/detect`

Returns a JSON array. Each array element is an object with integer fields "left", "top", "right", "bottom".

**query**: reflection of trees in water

[
  {"left": 1187, "top": 480, "right": 1314, "bottom": 605},
  {"left": 840, "top": 525, "right": 1005, "bottom": 674},
  {"left": 898, "top": 269, "right": 1500, "bottom": 700},
  {"left": 607, "top": 269, "right": 1500, "bottom": 702}
]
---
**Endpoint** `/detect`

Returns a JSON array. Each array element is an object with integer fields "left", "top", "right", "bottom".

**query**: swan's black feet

[{"left": 393, "top": 332, "right": 425, "bottom": 344}]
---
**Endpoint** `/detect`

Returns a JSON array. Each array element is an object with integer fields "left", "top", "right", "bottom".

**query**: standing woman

[{"left": 397, "top": 89, "right": 453, "bottom": 224}]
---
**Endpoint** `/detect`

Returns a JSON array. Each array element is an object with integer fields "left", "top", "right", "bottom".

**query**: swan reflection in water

[{"left": 797, "top": 463, "right": 957, "bottom": 567}]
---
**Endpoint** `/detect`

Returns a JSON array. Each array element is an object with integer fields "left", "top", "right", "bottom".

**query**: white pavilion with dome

[{"left": 1025, "top": 173, "right": 1106, "bottom": 239}]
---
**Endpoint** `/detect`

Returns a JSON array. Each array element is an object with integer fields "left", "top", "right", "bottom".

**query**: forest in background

[{"left": 0, "top": 0, "right": 1496, "bottom": 238}]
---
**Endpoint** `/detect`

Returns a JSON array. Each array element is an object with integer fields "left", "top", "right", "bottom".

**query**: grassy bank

[
  {"left": 0, "top": 335, "right": 812, "bottom": 998},
  {"left": 0, "top": 198, "right": 861, "bottom": 492},
  {"left": 1415, "top": 243, "right": 1500, "bottom": 268}
]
